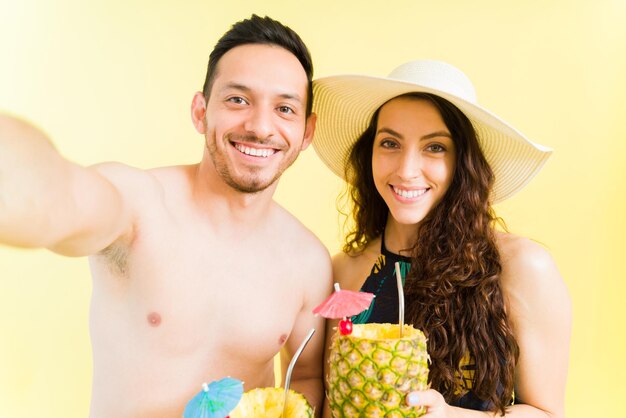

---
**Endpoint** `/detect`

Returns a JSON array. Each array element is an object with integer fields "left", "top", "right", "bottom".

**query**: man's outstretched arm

[{"left": 0, "top": 113, "right": 133, "bottom": 256}]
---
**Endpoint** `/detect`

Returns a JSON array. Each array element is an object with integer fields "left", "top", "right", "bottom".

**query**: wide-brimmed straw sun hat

[{"left": 312, "top": 59, "right": 552, "bottom": 203}]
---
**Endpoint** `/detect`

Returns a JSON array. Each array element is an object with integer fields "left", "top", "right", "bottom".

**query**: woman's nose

[{"left": 396, "top": 150, "right": 422, "bottom": 180}]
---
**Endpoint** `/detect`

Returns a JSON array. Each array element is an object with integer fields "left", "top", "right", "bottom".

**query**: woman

[{"left": 313, "top": 60, "right": 571, "bottom": 417}]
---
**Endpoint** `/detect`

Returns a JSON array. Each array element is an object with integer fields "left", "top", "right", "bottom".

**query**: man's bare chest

[{"left": 90, "top": 230, "right": 303, "bottom": 359}]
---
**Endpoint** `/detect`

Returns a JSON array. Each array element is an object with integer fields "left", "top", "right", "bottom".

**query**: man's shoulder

[
  {"left": 87, "top": 164, "right": 196, "bottom": 272},
  {"left": 90, "top": 161, "right": 158, "bottom": 190},
  {"left": 271, "top": 205, "right": 331, "bottom": 270},
  {"left": 92, "top": 162, "right": 189, "bottom": 182},
  {"left": 272, "top": 205, "right": 325, "bottom": 246},
  {"left": 91, "top": 162, "right": 193, "bottom": 203}
]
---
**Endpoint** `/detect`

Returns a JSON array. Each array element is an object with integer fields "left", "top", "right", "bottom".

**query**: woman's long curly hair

[{"left": 343, "top": 92, "right": 519, "bottom": 415}]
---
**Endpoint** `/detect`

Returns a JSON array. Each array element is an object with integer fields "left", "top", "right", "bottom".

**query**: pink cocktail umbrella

[{"left": 313, "top": 283, "right": 374, "bottom": 335}]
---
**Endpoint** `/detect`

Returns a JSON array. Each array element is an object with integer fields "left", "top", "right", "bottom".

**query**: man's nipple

[
  {"left": 278, "top": 334, "right": 288, "bottom": 346},
  {"left": 147, "top": 312, "right": 162, "bottom": 327}
]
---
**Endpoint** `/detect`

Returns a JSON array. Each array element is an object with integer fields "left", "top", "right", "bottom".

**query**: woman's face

[{"left": 371, "top": 96, "right": 457, "bottom": 227}]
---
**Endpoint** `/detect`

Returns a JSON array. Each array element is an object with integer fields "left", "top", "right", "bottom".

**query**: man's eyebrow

[
  {"left": 220, "top": 83, "right": 303, "bottom": 104},
  {"left": 278, "top": 93, "right": 303, "bottom": 104},
  {"left": 220, "top": 82, "right": 252, "bottom": 93}
]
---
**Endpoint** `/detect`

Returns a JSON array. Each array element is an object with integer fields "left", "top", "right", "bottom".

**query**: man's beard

[{"left": 206, "top": 132, "right": 294, "bottom": 194}]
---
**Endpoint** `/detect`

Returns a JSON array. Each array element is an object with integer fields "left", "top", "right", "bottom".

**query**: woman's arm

[
  {"left": 500, "top": 235, "right": 571, "bottom": 417},
  {"left": 407, "top": 234, "right": 572, "bottom": 418}
]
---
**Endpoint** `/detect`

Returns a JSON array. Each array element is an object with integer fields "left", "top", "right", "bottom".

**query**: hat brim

[{"left": 312, "top": 74, "right": 552, "bottom": 203}]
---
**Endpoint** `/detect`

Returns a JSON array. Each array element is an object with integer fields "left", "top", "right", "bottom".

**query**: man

[{"left": 0, "top": 15, "right": 331, "bottom": 418}]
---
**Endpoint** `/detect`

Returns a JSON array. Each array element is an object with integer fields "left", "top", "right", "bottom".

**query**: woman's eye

[
  {"left": 380, "top": 139, "right": 398, "bottom": 149},
  {"left": 427, "top": 144, "right": 445, "bottom": 152}
]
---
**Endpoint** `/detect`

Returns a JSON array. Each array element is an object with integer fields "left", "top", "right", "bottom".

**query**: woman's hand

[{"left": 407, "top": 389, "right": 456, "bottom": 418}]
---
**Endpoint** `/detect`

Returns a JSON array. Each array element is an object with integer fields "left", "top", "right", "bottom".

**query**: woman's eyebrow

[
  {"left": 376, "top": 127, "right": 403, "bottom": 138},
  {"left": 421, "top": 131, "right": 452, "bottom": 140},
  {"left": 376, "top": 127, "right": 452, "bottom": 140}
]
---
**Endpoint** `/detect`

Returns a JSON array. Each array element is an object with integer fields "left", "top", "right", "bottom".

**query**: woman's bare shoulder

[
  {"left": 495, "top": 232, "right": 559, "bottom": 282},
  {"left": 494, "top": 231, "right": 570, "bottom": 316},
  {"left": 332, "top": 238, "right": 382, "bottom": 292}
]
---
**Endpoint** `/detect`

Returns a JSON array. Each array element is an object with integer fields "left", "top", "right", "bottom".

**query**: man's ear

[
  {"left": 301, "top": 112, "right": 317, "bottom": 151},
  {"left": 191, "top": 92, "right": 207, "bottom": 134}
]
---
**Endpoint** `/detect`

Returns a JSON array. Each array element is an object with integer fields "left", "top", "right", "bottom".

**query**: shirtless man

[{"left": 0, "top": 15, "right": 332, "bottom": 418}]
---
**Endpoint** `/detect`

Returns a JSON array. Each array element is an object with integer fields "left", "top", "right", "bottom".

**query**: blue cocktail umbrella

[{"left": 183, "top": 377, "right": 243, "bottom": 418}]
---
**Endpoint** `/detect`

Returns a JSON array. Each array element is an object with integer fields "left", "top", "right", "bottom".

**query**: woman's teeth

[{"left": 393, "top": 186, "right": 427, "bottom": 198}]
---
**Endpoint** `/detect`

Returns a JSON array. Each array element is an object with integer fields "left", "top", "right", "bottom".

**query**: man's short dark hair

[{"left": 202, "top": 15, "right": 314, "bottom": 116}]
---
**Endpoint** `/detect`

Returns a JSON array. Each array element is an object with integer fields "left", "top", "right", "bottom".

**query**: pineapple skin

[
  {"left": 229, "top": 387, "right": 314, "bottom": 418},
  {"left": 327, "top": 323, "right": 429, "bottom": 418}
]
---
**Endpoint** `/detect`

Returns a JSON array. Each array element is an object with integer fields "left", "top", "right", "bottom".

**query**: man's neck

[{"left": 189, "top": 161, "right": 278, "bottom": 229}]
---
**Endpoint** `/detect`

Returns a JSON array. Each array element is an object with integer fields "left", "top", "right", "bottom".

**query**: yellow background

[{"left": 1, "top": 0, "right": 624, "bottom": 416}]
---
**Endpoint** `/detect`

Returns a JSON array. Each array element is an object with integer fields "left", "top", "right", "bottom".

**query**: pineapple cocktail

[
  {"left": 326, "top": 323, "right": 429, "bottom": 418},
  {"left": 229, "top": 388, "right": 314, "bottom": 418}
]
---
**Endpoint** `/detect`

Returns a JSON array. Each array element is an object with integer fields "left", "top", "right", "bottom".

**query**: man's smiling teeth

[
  {"left": 393, "top": 186, "right": 427, "bottom": 198},
  {"left": 234, "top": 143, "right": 275, "bottom": 158}
]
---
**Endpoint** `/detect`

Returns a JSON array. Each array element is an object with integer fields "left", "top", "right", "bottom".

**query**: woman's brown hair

[{"left": 343, "top": 92, "right": 519, "bottom": 415}]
